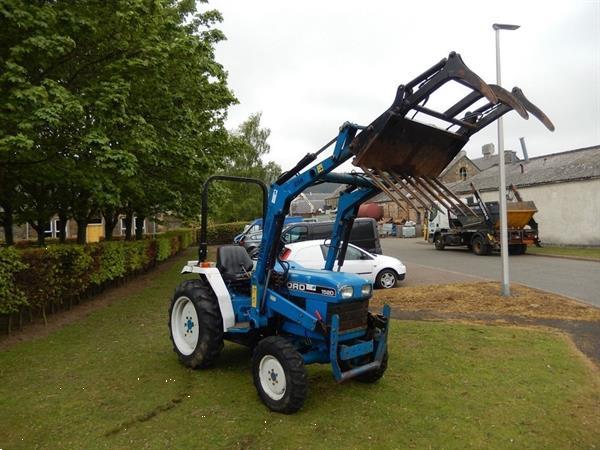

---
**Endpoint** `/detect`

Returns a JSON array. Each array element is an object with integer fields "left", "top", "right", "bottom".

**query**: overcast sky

[{"left": 211, "top": 0, "right": 600, "bottom": 171}]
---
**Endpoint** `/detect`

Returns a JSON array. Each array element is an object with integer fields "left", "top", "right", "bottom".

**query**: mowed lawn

[{"left": 1, "top": 250, "right": 599, "bottom": 449}]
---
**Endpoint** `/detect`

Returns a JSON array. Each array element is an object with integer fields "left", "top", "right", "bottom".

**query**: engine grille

[{"left": 327, "top": 300, "right": 369, "bottom": 332}]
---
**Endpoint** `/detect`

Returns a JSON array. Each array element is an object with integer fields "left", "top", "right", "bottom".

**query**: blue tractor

[{"left": 168, "top": 52, "right": 554, "bottom": 413}]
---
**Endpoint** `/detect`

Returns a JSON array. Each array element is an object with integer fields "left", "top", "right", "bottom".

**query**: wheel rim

[
  {"left": 258, "top": 355, "right": 287, "bottom": 400},
  {"left": 171, "top": 296, "right": 199, "bottom": 356},
  {"left": 380, "top": 271, "right": 396, "bottom": 289}
]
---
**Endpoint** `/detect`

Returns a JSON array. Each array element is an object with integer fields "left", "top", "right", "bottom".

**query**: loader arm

[{"left": 251, "top": 51, "right": 553, "bottom": 303}]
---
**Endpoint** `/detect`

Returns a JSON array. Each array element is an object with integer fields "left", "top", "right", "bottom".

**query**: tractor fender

[{"left": 181, "top": 261, "right": 235, "bottom": 331}]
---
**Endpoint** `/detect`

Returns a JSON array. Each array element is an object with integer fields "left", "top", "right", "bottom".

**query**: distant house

[
  {"left": 449, "top": 145, "right": 600, "bottom": 246},
  {"left": 1, "top": 215, "right": 163, "bottom": 244}
]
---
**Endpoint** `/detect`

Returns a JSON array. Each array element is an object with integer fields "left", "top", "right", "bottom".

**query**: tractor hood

[{"left": 282, "top": 264, "right": 372, "bottom": 303}]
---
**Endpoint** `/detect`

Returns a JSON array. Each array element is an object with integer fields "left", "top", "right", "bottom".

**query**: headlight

[
  {"left": 340, "top": 285, "right": 353, "bottom": 299},
  {"left": 361, "top": 284, "right": 372, "bottom": 297}
]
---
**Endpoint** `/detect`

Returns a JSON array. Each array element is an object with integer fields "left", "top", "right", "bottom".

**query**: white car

[{"left": 280, "top": 240, "right": 406, "bottom": 289}]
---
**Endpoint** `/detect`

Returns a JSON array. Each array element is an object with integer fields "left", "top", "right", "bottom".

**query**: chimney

[
  {"left": 519, "top": 137, "right": 529, "bottom": 162},
  {"left": 482, "top": 143, "right": 495, "bottom": 159}
]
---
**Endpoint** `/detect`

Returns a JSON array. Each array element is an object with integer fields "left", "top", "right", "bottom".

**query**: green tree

[
  {"left": 0, "top": 0, "right": 236, "bottom": 245},
  {"left": 212, "top": 113, "right": 282, "bottom": 223}
]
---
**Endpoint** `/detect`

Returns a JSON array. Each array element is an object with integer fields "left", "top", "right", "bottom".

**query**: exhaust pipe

[{"left": 519, "top": 137, "right": 529, "bottom": 162}]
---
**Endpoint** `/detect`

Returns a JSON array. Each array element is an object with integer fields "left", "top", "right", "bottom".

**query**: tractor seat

[{"left": 216, "top": 245, "right": 253, "bottom": 283}]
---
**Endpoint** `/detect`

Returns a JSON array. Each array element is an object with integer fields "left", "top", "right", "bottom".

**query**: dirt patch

[
  {"left": 0, "top": 247, "right": 196, "bottom": 351},
  {"left": 372, "top": 281, "right": 600, "bottom": 321}
]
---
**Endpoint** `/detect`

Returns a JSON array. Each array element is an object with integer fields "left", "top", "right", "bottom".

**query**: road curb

[{"left": 525, "top": 253, "right": 600, "bottom": 263}]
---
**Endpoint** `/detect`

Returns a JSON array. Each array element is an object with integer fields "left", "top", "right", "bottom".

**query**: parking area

[{"left": 382, "top": 238, "right": 600, "bottom": 308}]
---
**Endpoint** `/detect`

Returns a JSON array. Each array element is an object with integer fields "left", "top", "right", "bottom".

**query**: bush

[
  {"left": 1, "top": 229, "right": 196, "bottom": 327},
  {"left": 206, "top": 221, "right": 246, "bottom": 245},
  {"left": 156, "top": 237, "right": 171, "bottom": 262},
  {"left": 88, "top": 242, "right": 126, "bottom": 286},
  {"left": 16, "top": 248, "right": 60, "bottom": 311},
  {"left": 124, "top": 241, "right": 150, "bottom": 273},
  {"left": 48, "top": 245, "right": 93, "bottom": 301},
  {"left": 0, "top": 248, "right": 28, "bottom": 315}
]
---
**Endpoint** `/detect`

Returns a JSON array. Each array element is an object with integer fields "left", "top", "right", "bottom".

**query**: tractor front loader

[{"left": 168, "top": 52, "right": 554, "bottom": 413}]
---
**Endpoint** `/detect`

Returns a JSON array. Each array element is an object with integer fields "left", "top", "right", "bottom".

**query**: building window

[
  {"left": 459, "top": 167, "right": 468, "bottom": 180},
  {"left": 120, "top": 217, "right": 145, "bottom": 235}
]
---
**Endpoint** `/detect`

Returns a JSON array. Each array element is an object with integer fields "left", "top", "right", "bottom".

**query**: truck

[
  {"left": 168, "top": 52, "right": 553, "bottom": 413},
  {"left": 428, "top": 184, "right": 540, "bottom": 255}
]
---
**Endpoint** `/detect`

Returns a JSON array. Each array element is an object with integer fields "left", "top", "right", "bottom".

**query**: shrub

[
  {"left": 156, "top": 238, "right": 171, "bottom": 262},
  {"left": 88, "top": 242, "right": 126, "bottom": 286},
  {"left": 47, "top": 245, "right": 93, "bottom": 301},
  {"left": 206, "top": 221, "right": 246, "bottom": 245},
  {"left": 2, "top": 229, "right": 196, "bottom": 327},
  {"left": 15, "top": 248, "right": 60, "bottom": 311},
  {"left": 124, "top": 241, "right": 150, "bottom": 273},
  {"left": 0, "top": 247, "right": 28, "bottom": 315}
]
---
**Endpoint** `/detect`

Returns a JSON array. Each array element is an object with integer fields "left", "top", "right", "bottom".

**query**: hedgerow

[{"left": 0, "top": 229, "right": 197, "bottom": 330}]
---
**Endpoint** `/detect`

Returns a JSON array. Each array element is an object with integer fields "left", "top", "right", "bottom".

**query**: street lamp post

[{"left": 493, "top": 23, "right": 520, "bottom": 297}]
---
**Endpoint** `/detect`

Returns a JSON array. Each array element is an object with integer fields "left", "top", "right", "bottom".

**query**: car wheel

[{"left": 376, "top": 269, "right": 398, "bottom": 289}]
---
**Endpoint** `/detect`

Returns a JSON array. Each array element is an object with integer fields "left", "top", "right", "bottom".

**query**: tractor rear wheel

[
  {"left": 252, "top": 336, "right": 307, "bottom": 414},
  {"left": 169, "top": 279, "right": 223, "bottom": 369}
]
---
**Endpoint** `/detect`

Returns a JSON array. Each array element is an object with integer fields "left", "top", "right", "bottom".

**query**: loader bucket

[
  {"left": 351, "top": 115, "right": 468, "bottom": 178},
  {"left": 350, "top": 52, "right": 554, "bottom": 182}
]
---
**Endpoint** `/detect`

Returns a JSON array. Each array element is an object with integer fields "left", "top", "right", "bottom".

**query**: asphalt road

[{"left": 381, "top": 238, "right": 600, "bottom": 308}]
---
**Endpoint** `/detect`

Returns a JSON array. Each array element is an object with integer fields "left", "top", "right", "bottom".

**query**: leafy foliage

[
  {"left": 0, "top": 229, "right": 196, "bottom": 316},
  {"left": 0, "top": 247, "right": 27, "bottom": 314},
  {"left": 0, "top": 0, "right": 237, "bottom": 243},
  {"left": 211, "top": 113, "right": 281, "bottom": 223},
  {"left": 206, "top": 221, "right": 247, "bottom": 244}
]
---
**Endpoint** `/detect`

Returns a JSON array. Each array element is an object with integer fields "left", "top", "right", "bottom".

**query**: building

[
  {"left": 1, "top": 215, "right": 163, "bottom": 244},
  {"left": 449, "top": 145, "right": 600, "bottom": 246}
]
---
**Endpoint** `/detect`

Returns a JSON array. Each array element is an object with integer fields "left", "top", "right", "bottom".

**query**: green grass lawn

[
  {"left": 528, "top": 245, "right": 600, "bottom": 260},
  {"left": 1, "top": 249, "right": 599, "bottom": 449}
]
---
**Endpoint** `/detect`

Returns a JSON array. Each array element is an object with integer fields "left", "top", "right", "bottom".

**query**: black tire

[
  {"left": 341, "top": 351, "right": 389, "bottom": 383},
  {"left": 518, "top": 244, "right": 527, "bottom": 254},
  {"left": 471, "top": 235, "right": 491, "bottom": 256},
  {"left": 434, "top": 233, "right": 445, "bottom": 250},
  {"left": 375, "top": 269, "right": 398, "bottom": 289},
  {"left": 169, "top": 279, "right": 223, "bottom": 369},
  {"left": 252, "top": 336, "right": 308, "bottom": 414}
]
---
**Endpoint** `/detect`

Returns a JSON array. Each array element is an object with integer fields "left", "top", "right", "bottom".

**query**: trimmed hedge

[
  {"left": 206, "top": 221, "right": 247, "bottom": 244},
  {"left": 0, "top": 248, "right": 28, "bottom": 315},
  {"left": 0, "top": 229, "right": 196, "bottom": 326}
]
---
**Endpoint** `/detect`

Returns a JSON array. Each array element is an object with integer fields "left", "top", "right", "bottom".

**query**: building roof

[
  {"left": 438, "top": 151, "right": 469, "bottom": 178},
  {"left": 449, "top": 145, "right": 600, "bottom": 194},
  {"left": 470, "top": 150, "right": 520, "bottom": 171}
]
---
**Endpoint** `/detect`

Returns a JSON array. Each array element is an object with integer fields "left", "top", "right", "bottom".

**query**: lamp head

[{"left": 493, "top": 23, "right": 520, "bottom": 31}]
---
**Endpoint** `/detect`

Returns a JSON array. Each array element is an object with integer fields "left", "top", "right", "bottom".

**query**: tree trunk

[
  {"left": 29, "top": 221, "right": 47, "bottom": 247},
  {"left": 124, "top": 211, "right": 134, "bottom": 241},
  {"left": 57, "top": 212, "right": 68, "bottom": 243},
  {"left": 103, "top": 209, "right": 119, "bottom": 241},
  {"left": 1, "top": 204, "right": 14, "bottom": 246},
  {"left": 75, "top": 219, "right": 87, "bottom": 244},
  {"left": 135, "top": 215, "right": 145, "bottom": 240}
]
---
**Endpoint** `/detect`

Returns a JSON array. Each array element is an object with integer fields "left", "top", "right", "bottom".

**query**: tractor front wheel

[
  {"left": 252, "top": 336, "right": 308, "bottom": 414},
  {"left": 169, "top": 280, "right": 223, "bottom": 369}
]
